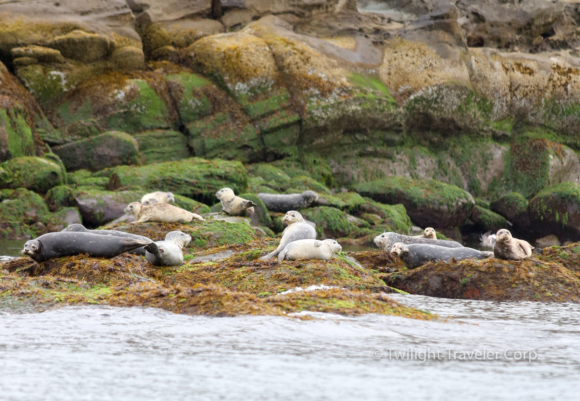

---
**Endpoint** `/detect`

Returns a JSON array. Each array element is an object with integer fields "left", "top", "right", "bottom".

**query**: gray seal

[
  {"left": 145, "top": 230, "right": 192, "bottom": 267},
  {"left": 62, "top": 224, "right": 153, "bottom": 255},
  {"left": 374, "top": 232, "right": 463, "bottom": 252},
  {"left": 260, "top": 210, "right": 317, "bottom": 260},
  {"left": 391, "top": 242, "right": 491, "bottom": 269},
  {"left": 257, "top": 191, "right": 318, "bottom": 213},
  {"left": 22, "top": 232, "right": 151, "bottom": 263}
]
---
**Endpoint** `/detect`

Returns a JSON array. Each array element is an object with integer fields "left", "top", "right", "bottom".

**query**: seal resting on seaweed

[
  {"left": 141, "top": 191, "right": 175, "bottom": 204},
  {"left": 374, "top": 232, "right": 463, "bottom": 253},
  {"left": 415, "top": 227, "right": 437, "bottom": 240},
  {"left": 215, "top": 187, "right": 256, "bottom": 216},
  {"left": 493, "top": 229, "right": 534, "bottom": 261},
  {"left": 258, "top": 191, "right": 318, "bottom": 213},
  {"left": 124, "top": 202, "right": 203, "bottom": 223},
  {"left": 278, "top": 239, "right": 342, "bottom": 262},
  {"left": 22, "top": 232, "right": 151, "bottom": 263},
  {"left": 145, "top": 230, "right": 192, "bottom": 267},
  {"left": 62, "top": 223, "right": 153, "bottom": 255},
  {"left": 260, "top": 210, "right": 316, "bottom": 260},
  {"left": 390, "top": 242, "right": 491, "bottom": 269}
]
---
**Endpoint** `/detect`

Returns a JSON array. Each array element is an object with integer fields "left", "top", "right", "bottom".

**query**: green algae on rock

[
  {"left": 469, "top": 206, "right": 508, "bottom": 232},
  {"left": 355, "top": 176, "right": 475, "bottom": 228},
  {"left": 0, "top": 156, "right": 64, "bottom": 193},
  {"left": 53, "top": 131, "right": 140, "bottom": 172},
  {"left": 134, "top": 130, "right": 190, "bottom": 164},
  {"left": 73, "top": 188, "right": 145, "bottom": 227},
  {"left": 108, "top": 158, "right": 248, "bottom": 204},
  {"left": 300, "top": 206, "right": 354, "bottom": 239},
  {"left": 529, "top": 182, "right": 580, "bottom": 239}
]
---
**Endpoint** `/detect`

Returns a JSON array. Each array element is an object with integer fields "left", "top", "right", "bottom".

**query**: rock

[
  {"left": 134, "top": 130, "right": 191, "bottom": 164},
  {"left": 529, "top": 182, "right": 580, "bottom": 239},
  {"left": 108, "top": 158, "right": 248, "bottom": 205},
  {"left": 490, "top": 192, "right": 529, "bottom": 223},
  {"left": 239, "top": 193, "right": 272, "bottom": 228},
  {"left": 0, "top": 156, "right": 65, "bottom": 193},
  {"left": 0, "top": 62, "right": 50, "bottom": 159},
  {"left": 110, "top": 46, "right": 145, "bottom": 70},
  {"left": 536, "top": 235, "right": 561, "bottom": 248},
  {"left": 172, "top": 195, "right": 211, "bottom": 215},
  {"left": 74, "top": 188, "right": 144, "bottom": 227},
  {"left": 469, "top": 206, "right": 508, "bottom": 233},
  {"left": 247, "top": 163, "right": 291, "bottom": 192},
  {"left": 11, "top": 46, "right": 65, "bottom": 64},
  {"left": 47, "top": 29, "right": 112, "bottom": 62},
  {"left": 46, "top": 207, "right": 82, "bottom": 231},
  {"left": 384, "top": 256, "right": 580, "bottom": 302},
  {"left": 205, "top": 213, "right": 251, "bottom": 226},
  {"left": 355, "top": 176, "right": 475, "bottom": 228},
  {"left": 356, "top": 199, "right": 413, "bottom": 234},
  {"left": 53, "top": 131, "right": 140, "bottom": 172},
  {"left": 0, "top": 188, "right": 52, "bottom": 239},
  {"left": 300, "top": 206, "right": 355, "bottom": 239},
  {"left": 314, "top": 192, "right": 366, "bottom": 213},
  {"left": 46, "top": 185, "right": 76, "bottom": 212}
]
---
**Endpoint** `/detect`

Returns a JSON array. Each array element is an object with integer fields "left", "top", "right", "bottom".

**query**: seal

[
  {"left": 22, "top": 232, "right": 151, "bottom": 263},
  {"left": 260, "top": 210, "right": 317, "bottom": 260},
  {"left": 124, "top": 202, "right": 204, "bottom": 223},
  {"left": 215, "top": 187, "right": 257, "bottom": 216},
  {"left": 390, "top": 242, "right": 491, "bottom": 269},
  {"left": 374, "top": 232, "right": 463, "bottom": 252},
  {"left": 142, "top": 198, "right": 159, "bottom": 206},
  {"left": 258, "top": 191, "right": 318, "bottom": 213},
  {"left": 141, "top": 191, "right": 175, "bottom": 204},
  {"left": 493, "top": 229, "right": 534, "bottom": 260},
  {"left": 145, "top": 230, "right": 192, "bottom": 266},
  {"left": 415, "top": 227, "right": 436, "bottom": 240},
  {"left": 62, "top": 224, "right": 153, "bottom": 255},
  {"left": 278, "top": 239, "right": 342, "bottom": 262}
]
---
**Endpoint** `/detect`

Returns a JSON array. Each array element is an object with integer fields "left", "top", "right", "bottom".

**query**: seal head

[{"left": 22, "top": 240, "right": 41, "bottom": 259}]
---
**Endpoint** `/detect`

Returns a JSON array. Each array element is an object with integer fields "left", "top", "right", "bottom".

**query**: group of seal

[{"left": 381, "top": 228, "right": 532, "bottom": 269}]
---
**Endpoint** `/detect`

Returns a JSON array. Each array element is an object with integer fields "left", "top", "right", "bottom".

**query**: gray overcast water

[{"left": 1, "top": 294, "right": 579, "bottom": 400}]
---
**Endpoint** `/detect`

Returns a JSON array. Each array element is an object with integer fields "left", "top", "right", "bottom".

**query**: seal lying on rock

[
  {"left": 390, "top": 242, "right": 491, "bottom": 269},
  {"left": 22, "top": 232, "right": 151, "bottom": 263},
  {"left": 258, "top": 191, "right": 318, "bottom": 213},
  {"left": 62, "top": 224, "right": 153, "bottom": 255},
  {"left": 142, "top": 199, "right": 158, "bottom": 206},
  {"left": 124, "top": 202, "right": 204, "bottom": 223},
  {"left": 415, "top": 227, "right": 436, "bottom": 239},
  {"left": 374, "top": 232, "right": 463, "bottom": 252},
  {"left": 215, "top": 187, "right": 256, "bottom": 216},
  {"left": 141, "top": 191, "right": 175, "bottom": 204},
  {"left": 493, "top": 229, "right": 534, "bottom": 261},
  {"left": 278, "top": 239, "right": 342, "bottom": 262},
  {"left": 145, "top": 230, "right": 192, "bottom": 267},
  {"left": 260, "top": 210, "right": 316, "bottom": 260}
]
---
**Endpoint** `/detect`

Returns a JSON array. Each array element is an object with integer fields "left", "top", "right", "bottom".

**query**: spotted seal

[
  {"left": 22, "top": 232, "right": 151, "bottom": 263},
  {"left": 415, "top": 227, "right": 436, "bottom": 240},
  {"left": 145, "top": 230, "right": 192, "bottom": 266},
  {"left": 62, "top": 224, "right": 153, "bottom": 255},
  {"left": 493, "top": 229, "right": 534, "bottom": 260},
  {"left": 390, "top": 242, "right": 491, "bottom": 269},
  {"left": 278, "top": 239, "right": 342, "bottom": 262},
  {"left": 215, "top": 187, "right": 257, "bottom": 216},
  {"left": 124, "top": 202, "right": 203, "bottom": 223},
  {"left": 141, "top": 191, "right": 175, "bottom": 204},
  {"left": 260, "top": 210, "right": 317, "bottom": 260},
  {"left": 374, "top": 232, "right": 463, "bottom": 252},
  {"left": 257, "top": 191, "right": 318, "bottom": 213}
]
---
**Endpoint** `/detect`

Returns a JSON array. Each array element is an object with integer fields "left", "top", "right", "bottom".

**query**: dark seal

[
  {"left": 22, "top": 232, "right": 151, "bottom": 263},
  {"left": 258, "top": 191, "right": 318, "bottom": 213},
  {"left": 62, "top": 224, "right": 153, "bottom": 255},
  {"left": 391, "top": 242, "right": 491, "bottom": 269},
  {"left": 374, "top": 232, "right": 463, "bottom": 252}
]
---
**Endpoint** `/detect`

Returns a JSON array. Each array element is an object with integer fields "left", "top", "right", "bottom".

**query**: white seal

[
  {"left": 260, "top": 210, "right": 316, "bottom": 260},
  {"left": 145, "top": 230, "right": 192, "bottom": 266},
  {"left": 215, "top": 187, "right": 257, "bottom": 216},
  {"left": 141, "top": 191, "right": 175, "bottom": 204},
  {"left": 124, "top": 202, "right": 203, "bottom": 223},
  {"left": 278, "top": 239, "right": 342, "bottom": 262}
]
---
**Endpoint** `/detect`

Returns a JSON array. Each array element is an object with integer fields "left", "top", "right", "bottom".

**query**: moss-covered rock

[
  {"left": 0, "top": 188, "right": 56, "bottom": 239},
  {"left": 246, "top": 163, "right": 291, "bottom": 192},
  {"left": 469, "top": 206, "right": 508, "bottom": 232},
  {"left": 314, "top": 192, "right": 366, "bottom": 213},
  {"left": 134, "top": 130, "right": 190, "bottom": 164},
  {"left": 384, "top": 255, "right": 580, "bottom": 302},
  {"left": 529, "top": 182, "right": 580, "bottom": 239},
  {"left": 357, "top": 199, "right": 413, "bottom": 234},
  {"left": 490, "top": 192, "right": 530, "bottom": 230},
  {"left": 108, "top": 157, "right": 248, "bottom": 204},
  {"left": 46, "top": 185, "right": 76, "bottom": 211},
  {"left": 300, "top": 206, "right": 354, "bottom": 239},
  {"left": 172, "top": 195, "right": 211, "bottom": 215},
  {"left": 74, "top": 188, "right": 144, "bottom": 227},
  {"left": 0, "top": 156, "right": 64, "bottom": 193},
  {"left": 287, "top": 175, "right": 330, "bottom": 194},
  {"left": 354, "top": 176, "right": 475, "bottom": 228},
  {"left": 45, "top": 207, "right": 82, "bottom": 231},
  {"left": 53, "top": 131, "right": 140, "bottom": 172}
]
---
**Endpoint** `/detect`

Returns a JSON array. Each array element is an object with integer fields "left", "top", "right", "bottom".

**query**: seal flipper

[{"left": 144, "top": 242, "right": 161, "bottom": 256}]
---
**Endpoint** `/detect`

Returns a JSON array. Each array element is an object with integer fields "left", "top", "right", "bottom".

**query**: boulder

[
  {"left": 0, "top": 188, "right": 56, "bottom": 239},
  {"left": 247, "top": 163, "right": 291, "bottom": 192},
  {"left": 53, "top": 131, "right": 140, "bottom": 172},
  {"left": 0, "top": 156, "right": 64, "bottom": 193},
  {"left": 300, "top": 206, "right": 354, "bottom": 239},
  {"left": 134, "top": 130, "right": 190, "bottom": 164},
  {"left": 108, "top": 158, "right": 248, "bottom": 205},
  {"left": 384, "top": 256, "right": 580, "bottom": 302},
  {"left": 172, "top": 195, "right": 211, "bottom": 215},
  {"left": 490, "top": 192, "right": 531, "bottom": 229},
  {"left": 314, "top": 192, "right": 366, "bottom": 213},
  {"left": 74, "top": 188, "right": 145, "bottom": 227},
  {"left": 46, "top": 185, "right": 76, "bottom": 212},
  {"left": 536, "top": 235, "right": 561, "bottom": 248},
  {"left": 354, "top": 176, "right": 475, "bottom": 228},
  {"left": 529, "top": 182, "right": 580, "bottom": 239},
  {"left": 469, "top": 206, "right": 508, "bottom": 233}
]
